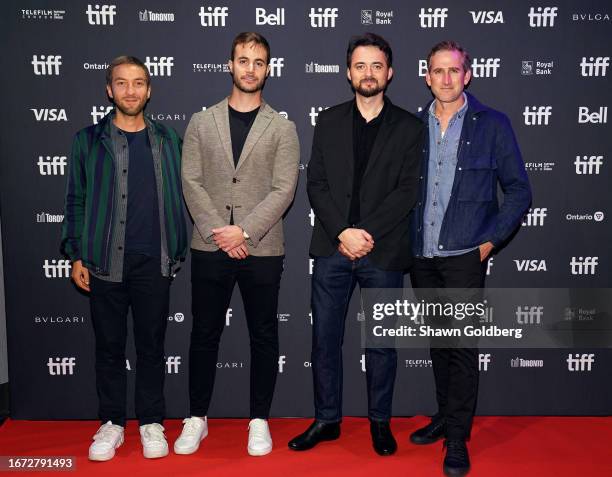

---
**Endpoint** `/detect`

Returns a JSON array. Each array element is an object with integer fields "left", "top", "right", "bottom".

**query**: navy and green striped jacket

[{"left": 61, "top": 111, "right": 188, "bottom": 276}]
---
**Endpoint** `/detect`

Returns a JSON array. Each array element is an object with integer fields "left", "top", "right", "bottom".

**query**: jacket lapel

[
  {"left": 362, "top": 103, "right": 396, "bottom": 180},
  {"left": 235, "top": 101, "right": 274, "bottom": 172},
  {"left": 212, "top": 98, "right": 236, "bottom": 169}
]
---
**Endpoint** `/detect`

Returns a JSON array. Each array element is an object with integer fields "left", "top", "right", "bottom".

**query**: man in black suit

[{"left": 288, "top": 33, "right": 423, "bottom": 456}]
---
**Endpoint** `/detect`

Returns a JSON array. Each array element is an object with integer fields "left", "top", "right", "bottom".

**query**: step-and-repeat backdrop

[{"left": 1, "top": 0, "right": 611, "bottom": 419}]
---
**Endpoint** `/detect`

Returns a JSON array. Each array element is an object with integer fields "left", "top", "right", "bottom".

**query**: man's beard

[
  {"left": 232, "top": 73, "right": 266, "bottom": 93},
  {"left": 114, "top": 97, "right": 147, "bottom": 116},
  {"left": 353, "top": 78, "right": 386, "bottom": 98}
]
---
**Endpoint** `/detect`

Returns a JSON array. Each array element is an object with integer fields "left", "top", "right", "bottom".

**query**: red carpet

[{"left": 0, "top": 417, "right": 611, "bottom": 476}]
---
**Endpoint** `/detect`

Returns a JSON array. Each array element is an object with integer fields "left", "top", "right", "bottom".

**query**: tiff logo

[
  {"left": 570, "top": 257, "right": 598, "bottom": 275},
  {"left": 86, "top": 4, "right": 116, "bottom": 25},
  {"left": 578, "top": 106, "right": 608, "bottom": 124},
  {"left": 309, "top": 106, "right": 328, "bottom": 126},
  {"left": 567, "top": 353, "right": 594, "bottom": 371},
  {"left": 199, "top": 6, "right": 228, "bottom": 26},
  {"left": 31, "top": 55, "right": 62, "bottom": 75},
  {"left": 269, "top": 57, "right": 284, "bottom": 77},
  {"left": 256, "top": 7, "right": 284, "bottom": 25},
  {"left": 419, "top": 7, "right": 448, "bottom": 28},
  {"left": 166, "top": 356, "right": 181, "bottom": 374},
  {"left": 528, "top": 6, "right": 558, "bottom": 27},
  {"left": 47, "top": 357, "right": 76, "bottom": 375},
  {"left": 91, "top": 105, "right": 114, "bottom": 124},
  {"left": 575, "top": 155, "right": 603, "bottom": 174},
  {"left": 471, "top": 58, "right": 501, "bottom": 78},
  {"left": 516, "top": 306, "right": 543, "bottom": 324},
  {"left": 580, "top": 57, "right": 609, "bottom": 77},
  {"left": 479, "top": 353, "right": 491, "bottom": 371},
  {"left": 309, "top": 7, "right": 338, "bottom": 28},
  {"left": 522, "top": 207, "right": 547, "bottom": 226},
  {"left": 278, "top": 355, "right": 286, "bottom": 373},
  {"left": 38, "top": 156, "right": 67, "bottom": 175},
  {"left": 523, "top": 106, "right": 552, "bottom": 125},
  {"left": 43, "top": 259, "right": 71, "bottom": 278},
  {"left": 145, "top": 56, "right": 174, "bottom": 77}
]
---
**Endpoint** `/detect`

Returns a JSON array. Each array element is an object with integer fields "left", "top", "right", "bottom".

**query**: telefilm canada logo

[
  {"left": 21, "top": 9, "right": 65, "bottom": 20},
  {"left": 193, "top": 62, "right": 229, "bottom": 73}
]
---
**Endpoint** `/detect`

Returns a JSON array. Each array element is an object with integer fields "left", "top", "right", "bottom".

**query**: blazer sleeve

[{"left": 181, "top": 113, "right": 227, "bottom": 244}]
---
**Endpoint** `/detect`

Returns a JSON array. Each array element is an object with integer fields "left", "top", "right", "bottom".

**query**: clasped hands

[
  {"left": 337, "top": 228, "right": 374, "bottom": 260},
  {"left": 212, "top": 225, "right": 248, "bottom": 259}
]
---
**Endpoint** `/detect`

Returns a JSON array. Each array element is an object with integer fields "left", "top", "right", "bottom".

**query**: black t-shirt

[
  {"left": 123, "top": 128, "right": 161, "bottom": 257},
  {"left": 229, "top": 105, "right": 259, "bottom": 167}
]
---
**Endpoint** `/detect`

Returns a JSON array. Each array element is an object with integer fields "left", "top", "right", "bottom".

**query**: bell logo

[
  {"left": 580, "top": 57, "right": 609, "bottom": 77},
  {"left": 199, "top": 6, "right": 228, "bottom": 26},
  {"left": 309, "top": 7, "right": 339, "bottom": 28},
  {"left": 523, "top": 106, "right": 552, "bottom": 125},
  {"left": 32, "top": 55, "right": 62, "bottom": 75},
  {"left": 278, "top": 355, "right": 286, "bottom": 373},
  {"left": 478, "top": 353, "right": 491, "bottom": 371},
  {"left": 418, "top": 59, "right": 428, "bottom": 77},
  {"left": 86, "top": 4, "right": 116, "bottom": 25},
  {"left": 567, "top": 353, "right": 594, "bottom": 371},
  {"left": 269, "top": 57, "right": 284, "bottom": 77},
  {"left": 470, "top": 11, "right": 504, "bottom": 24},
  {"left": 255, "top": 7, "right": 284, "bottom": 26},
  {"left": 47, "top": 357, "right": 76, "bottom": 375},
  {"left": 578, "top": 106, "right": 608, "bottom": 124},
  {"left": 522, "top": 207, "right": 547, "bottom": 227},
  {"left": 419, "top": 7, "right": 448, "bottom": 28},
  {"left": 145, "top": 56, "right": 174, "bottom": 77},
  {"left": 471, "top": 58, "right": 501, "bottom": 78},
  {"left": 31, "top": 108, "right": 68, "bottom": 122},
  {"left": 38, "top": 156, "right": 67, "bottom": 175},
  {"left": 165, "top": 356, "right": 181, "bottom": 374},
  {"left": 43, "top": 259, "right": 71, "bottom": 278},
  {"left": 514, "top": 259, "right": 547, "bottom": 272},
  {"left": 528, "top": 6, "right": 558, "bottom": 27},
  {"left": 575, "top": 155, "right": 603, "bottom": 174},
  {"left": 91, "top": 105, "right": 113, "bottom": 124},
  {"left": 570, "top": 257, "right": 598, "bottom": 275},
  {"left": 516, "top": 306, "right": 543, "bottom": 324},
  {"left": 309, "top": 106, "right": 328, "bottom": 126}
]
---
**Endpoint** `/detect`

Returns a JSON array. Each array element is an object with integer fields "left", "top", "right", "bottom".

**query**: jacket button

[
  {"left": 232, "top": 178, "right": 237, "bottom": 183},
  {"left": 226, "top": 205, "right": 231, "bottom": 210},
  {"left": 418, "top": 202, "right": 422, "bottom": 206}
]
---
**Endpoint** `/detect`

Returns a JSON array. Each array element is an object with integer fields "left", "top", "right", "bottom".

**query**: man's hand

[
  {"left": 212, "top": 225, "right": 245, "bottom": 252},
  {"left": 71, "top": 260, "right": 90, "bottom": 292},
  {"left": 479, "top": 241, "right": 494, "bottom": 262},
  {"left": 338, "top": 242, "right": 357, "bottom": 260},
  {"left": 228, "top": 243, "right": 249, "bottom": 260},
  {"left": 338, "top": 228, "right": 374, "bottom": 258}
]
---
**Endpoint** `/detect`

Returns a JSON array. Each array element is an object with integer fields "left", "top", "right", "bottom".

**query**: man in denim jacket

[{"left": 408, "top": 41, "right": 531, "bottom": 476}]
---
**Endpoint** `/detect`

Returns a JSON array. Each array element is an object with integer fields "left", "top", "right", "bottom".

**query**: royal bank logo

[
  {"left": 309, "top": 106, "right": 328, "bottom": 126},
  {"left": 479, "top": 353, "right": 491, "bottom": 371},
  {"left": 166, "top": 356, "right": 181, "bottom": 374},
  {"left": 419, "top": 7, "right": 448, "bottom": 28},
  {"left": 525, "top": 162, "right": 555, "bottom": 171},
  {"left": 578, "top": 106, "right": 608, "bottom": 124},
  {"left": 35, "top": 315, "right": 84, "bottom": 324},
  {"left": 193, "top": 62, "right": 230, "bottom": 73},
  {"left": 145, "top": 56, "right": 174, "bottom": 77},
  {"left": 566, "top": 211, "right": 605, "bottom": 222},
  {"left": 38, "top": 155, "right": 67, "bottom": 175},
  {"left": 567, "top": 353, "right": 594, "bottom": 371},
  {"left": 523, "top": 106, "right": 552, "bottom": 125},
  {"left": 361, "top": 9, "right": 393, "bottom": 25},
  {"left": 571, "top": 12, "right": 610, "bottom": 22},
  {"left": 21, "top": 9, "right": 65, "bottom": 20},
  {"left": 305, "top": 62, "right": 340, "bottom": 74},
  {"left": 405, "top": 359, "right": 433, "bottom": 368},
  {"left": 580, "top": 57, "right": 609, "bottom": 77},
  {"left": 471, "top": 58, "right": 500, "bottom": 78},
  {"left": 36, "top": 212, "right": 64, "bottom": 224},
  {"left": 510, "top": 357, "right": 544, "bottom": 368},
  {"left": 522, "top": 207, "right": 547, "bottom": 227},
  {"left": 309, "top": 7, "right": 339, "bottom": 27},
  {"left": 32, "top": 55, "right": 62, "bottom": 76},
  {"left": 86, "top": 4, "right": 116, "bottom": 25},
  {"left": 91, "top": 105, "right": 113, "bottom": 124},
  {"left": 278, "top": 355, "right": 286, "bottom": 373},
  {"left": 570, "top": 256, "right": 599, "bottom": 275},
  {"left": 255, "top": 7, "right": 284, "bottom": 25},
  {"left": 470, "top": 10, "right": 504, "bottom": 24},
  {"left": 575, "top": 155, "right": 603, "bottom": 174},
  {"left": 43, "top": 259, "right": 71, "bottom": 278},
  {"left": 528, "top": 6, "right": 558, "bottom": 27},
  {"left": 199, "top": 6, "right": 228, "bottom": 27},
  {"left": 516, "top": 306, "right": 543, "bottom": 324},
  {"left": 564, "top": 307, "right": 597, "bottom": 321},
  {"left": 139, "top": 10, "right": 175, "bottom": 22},
  {"left": 521, "top": 60, "right": 554, "bottom": 76},
  {"left": 48, "top": 357, "right": 76, "bottom": 375},
  {"left": 514, "top": 259, "right": 547, "bottom": 272}
]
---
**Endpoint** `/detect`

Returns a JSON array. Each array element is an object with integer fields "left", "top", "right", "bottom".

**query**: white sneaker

[
  {"left": 139, "top": 423, "right": 169, "bottom": 459},
  {"left": 88, "top": 421, "right": 124, "bottom": 461},
  {"left": 174, "top": 416, "right": 208, "bottom": 455},
  {"left": 247, "top": 418, "right": 272, "bottom": 456}
]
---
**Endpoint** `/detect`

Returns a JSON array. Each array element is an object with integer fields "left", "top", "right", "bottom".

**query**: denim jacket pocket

[{"left": 457, "top": 156, "right": 496, "bottom": 202}]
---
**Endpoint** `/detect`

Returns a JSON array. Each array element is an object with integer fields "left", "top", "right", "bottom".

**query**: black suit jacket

[{"left": 307, "top": 98, "right": 424, "bottom": 271}]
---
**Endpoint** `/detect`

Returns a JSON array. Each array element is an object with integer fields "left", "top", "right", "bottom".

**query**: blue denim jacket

[{"left": 410, "top": 92, "right": 532, "bottom": 256}]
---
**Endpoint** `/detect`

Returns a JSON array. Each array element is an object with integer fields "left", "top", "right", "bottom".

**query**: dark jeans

[
  {"left": 311, "top": 251, "right": 403, "bottom": 423},
  {"left": 89, "top": 254, "right": 170, "bottom": 427},
  {"left": 189, "top": 249, "right": 283, "bottom": 419},
  {"left": 410, "top": 249, "right": 487, "bottom": 440}
]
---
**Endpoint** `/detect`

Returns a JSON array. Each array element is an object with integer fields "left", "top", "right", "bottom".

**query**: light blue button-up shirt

[{"left": 422, "top": 94, "right": 477, "bottom": 258}]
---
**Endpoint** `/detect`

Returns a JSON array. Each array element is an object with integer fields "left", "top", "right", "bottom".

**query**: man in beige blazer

[{"left": 176, "top": 32, "right": 299, "bottom": 457}]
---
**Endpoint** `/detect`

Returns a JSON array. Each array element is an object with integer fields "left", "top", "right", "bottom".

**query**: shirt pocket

[{"left": 457, "top": 155, "right": 496, "bottom": 202}]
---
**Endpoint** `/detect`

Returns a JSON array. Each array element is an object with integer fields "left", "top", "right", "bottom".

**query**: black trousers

[
  {"left": 89, "top": 254, "right": 170, "bottom": 427},
  {"left": 189, "top": 250, "right": 283, "bottom": 419},
  {"left": 410, "top": 249, "right": 486, "bottom": 440}
]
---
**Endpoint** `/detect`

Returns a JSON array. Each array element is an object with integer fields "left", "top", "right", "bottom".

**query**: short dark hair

[
  {"left": 427, "top": 40, "right": 471, "bottom": 72},
  {"left": 346, "top": 33, "right": 393, "bottom": 68},
  {"left": 106, "top": 55, "right": 151, "bottom": 86},
  {"left": 230, "top": 32, "right": 271, "bottom": 64}
]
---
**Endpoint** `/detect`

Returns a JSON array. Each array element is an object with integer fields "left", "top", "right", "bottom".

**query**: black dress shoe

[
  {"left": 370, "top": 420, "right": 397, "bottom": 456},
  {"left": 409, "top": 418, "right": 446, "bottom": 445},
  {"left": 288, "top": 421, "right": 340, "bottom": 451},
  {"left": 443, "top": 439, "right": 470, "bottom": 476}
]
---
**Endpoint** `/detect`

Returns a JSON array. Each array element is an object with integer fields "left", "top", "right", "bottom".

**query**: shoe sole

[
  {"left": 174, "top": 429, "right": 208, "bottom": 455},
  {"left": 410, "top": 434, "right": 444, "bottom": 445},
  {"left": 288, "top": 432, "right": 340, "bottom": 451},
  {"left": 143, "top": 447, "right": 169, "bottom": 459},
  {"left": 248, "top": 445, "right": 273, "bottom": 456},
  {"left": 443, "top": 464, "right": 470, "bottom": 476},
  {"left": 88, "top": 436, "right": 124, "bottom": 462}
]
